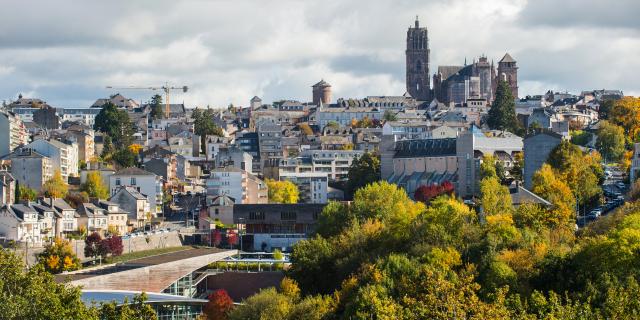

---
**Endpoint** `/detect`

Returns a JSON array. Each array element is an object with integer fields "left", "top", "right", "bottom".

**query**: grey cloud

[{"left": 519, "top": 0, "right": 640, "bottom": 30}]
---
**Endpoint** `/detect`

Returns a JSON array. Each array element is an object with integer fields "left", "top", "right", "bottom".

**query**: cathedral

[{"left": 405, "top": 17, "right": 518, "bottom": 104}]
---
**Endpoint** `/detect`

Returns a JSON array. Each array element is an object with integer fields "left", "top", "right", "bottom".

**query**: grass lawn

[{"left": 105, "top": 246, "right": 191, "bottom": 264}]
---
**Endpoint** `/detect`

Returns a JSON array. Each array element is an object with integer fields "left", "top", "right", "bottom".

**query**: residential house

[
  {"left": 7, "top": 148, "right": 53, "bottom": 191},
  {"left": 77, "top": 203, "right": 108, "bottom": 235},
  {"left": 109, "top": 186, "right": 151, "bottom": 229},
  {"left": 205, "top": 167, "right": 268, "bottom": 204},
  {"left": 0, "top": 110, "right": 29, "bottom": 157},
  {"left": 40, "top": 198, "right": 78, "bottom": 237},
  {"left": 31, "top": 202, "right": 61, "bottom": 240},
  {"left": 109, "top": 167, "right": 163, "bottom": 215},
  {"left": 0, "top": 203, "right": 42, "bottom": 244},
  {"left": 96, "top": 200, "right": 129, "bottom": 235},
  {"left": 201, "top": 194, "right": 235, "bottom": 228}
]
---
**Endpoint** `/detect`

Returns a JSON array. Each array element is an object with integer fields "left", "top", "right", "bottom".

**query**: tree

[
  {"left": 149, "top": 94, "right": 164, "bottom": 120},
  {"left": 383, "top": 110, "right": 398, "bottom": 122},
  {"left": 84, "top": 232, "right": 105, "bottom": 260},
  {"left": 94, "top": 102, "right": 134, "bottom": 147},
  {"left": 227, "top": 288, "right": 292, "bottom": 320},
  {"left": 414, "top": 181, "right": 454, "bottom": 203},
  {"left": 203, "top": 289, "right": 234, "bottom": 320},
  {"left": 192, "top": 107, "right": 224, "bottom": 154},
  {"left": 65, "top": 191, "right": 89, "bottom": 209},
  {"left": 596, "top": 120, "right": 626, "bottom": 162},
  {"left": 607, "top": 96, "right": 640, "bottom": 142},
  {"left": 487, "top": 80, "right": 520, "bottom": 133},
  {"left": 42, "top": 169, "right": 68, "bottom": 199},
  {"left": 480, "top": 176, "right": 513, "bottom": 216},
  {"left": 0, "top": 249, "right": 98, "bottom": 319},
  {"left": 531, "top": 164, "right": 575, "bottom": 226},
  {"left": 98, "top": 292, "right": 156, "bottom": 320},
  {"left": 266, "top": 179, "right": 299, "bottom": 204},
  {"left": 112, "top": 147, "right": 137, "bottom": 168},
  {"left": 16, "top": 184, "right": 37, "bottom": 202},
  {"left": 102, "top": 236, "right": 124, "bottom": 257},
  {"left": 81, "top": 171, "right": 109, "bottom": 199},
  {"left": 38, "top": 237, "right": 81, "bottom": 274},
  {"left": 298, "top": 123, "right": 314, "bottom": 135},
  {"left": 345, "top": 152, "right": 380, "bottom": 198}
]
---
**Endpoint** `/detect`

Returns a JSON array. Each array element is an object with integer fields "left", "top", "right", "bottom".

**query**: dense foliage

[
  {"left": 39, "top": 238, "right": 81, "bottom": 274},
  {"left": 266, "top": 179, "right": 299, "bottom": 204},
  {"left": 94, "top": 102, "right": 134, "bottom": 147},
  {"left": 149, "top": 94, "right": 164, "bottom": 120},
  {"left": 233, "top": 179, "right": 640, "bottom": 319},
  {"left": 81, "top": 171, "right": 110, "bottom": 199},
  {"left": 345, "top": 152, "right": 380, "bottom": 199},
  {"left": 42, "top": 169, "right": 68, "bottom": 199},
  {"left": 596, "top": 120, "right": 626, "bottom": 162},
  {"left": 84, "top": 232, "right": 124, "bottom": 261},
  {"left": 0, "top": 249, "right": 155, "bottom": 319},
  {"left": 192, "top": 107, "right": 224, "bottom": 154},
  {"left": 487, "top": 80, "right": 520, "bottom": 133}
]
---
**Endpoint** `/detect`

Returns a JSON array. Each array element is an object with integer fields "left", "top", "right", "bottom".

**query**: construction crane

[{"left": 105, "top": 84, "right": 188, "bottom": 117}]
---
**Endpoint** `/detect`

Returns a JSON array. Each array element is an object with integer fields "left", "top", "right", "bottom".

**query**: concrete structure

[
  {"left": 206, "top": 167, "right": 267, "bottom": 204},
  {"left": 109, "top": 186, "right": 152, "bottom": 229},
  {"left": 0, "top": 110, "right": 29, "bottom": 157},
  {"left": 405, "top": 17, "right": 430, "bottom": 101},
  {"left": 25, "top": 138, "right": 79, "bottom": 181},
  {"left": 457, "top": 126, "right": 523, "bottom": 197},
  {"left": 0, "top": 172, "right": 16, "bottom": 206},
  {"left": 233, "top": 203, "right": 326, "bottom": 251},
  {"left": 7, "top": 148, "right": 53, "bottom": 191},
  {"left": 523, "top": 131, "right": 563, "bottom": 190},
  {"left": 110, "top": 167, "right": 163, "bottom": 215},
  {"left": 257, "top": 124, "right": 283, "bottom": 170}
]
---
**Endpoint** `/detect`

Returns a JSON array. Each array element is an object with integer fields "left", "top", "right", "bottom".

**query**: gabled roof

[
  {"left": 499, "top": 53, "right": 516, "bottom": 63},
  {"left": 312, "top": 80, "right": 331, "bottom": 87},
  {"left": 510, "top": 185, "right": 551, "bottom": 207}
]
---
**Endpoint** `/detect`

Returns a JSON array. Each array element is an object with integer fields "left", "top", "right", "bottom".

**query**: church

[{"left": 405, "top": 17, "right": 518, "bottom": 105}]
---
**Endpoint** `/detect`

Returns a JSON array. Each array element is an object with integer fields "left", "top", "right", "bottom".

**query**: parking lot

[{"left": 577, "top": 164, "right": 626, "bottom": 227}]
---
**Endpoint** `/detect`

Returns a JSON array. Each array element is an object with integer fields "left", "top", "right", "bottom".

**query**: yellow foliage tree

[
  {"left": 42, "top": 170, "right": 68, "bottom": 199},
  {"left": 608, "top": 96, "right": 640, "bottom": 141},
  {"left": 266, "top": 179, "right": 299, "bottom": 204},
  {"left": 532, "top": 164, "right": 576, "bottom": 226},
  {"left": 128, "top": 143, "right": 143, "bottom": 154}
]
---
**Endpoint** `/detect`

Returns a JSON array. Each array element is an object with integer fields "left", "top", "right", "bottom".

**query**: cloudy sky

[{"left": 0, "top": 0, "right": 637, "bottom": 108}]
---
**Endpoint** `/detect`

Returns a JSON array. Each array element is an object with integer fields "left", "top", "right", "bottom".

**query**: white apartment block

[
  {"left": 0, "top": 111, "right": 29, "bottom": 157},
  {"left": 25, "top": 139, "right": 79, "bottom": 181}
]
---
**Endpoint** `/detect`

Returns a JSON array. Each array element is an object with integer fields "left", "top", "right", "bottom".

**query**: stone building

[
  {"left": 496, "top": 53, "right": 518, "bottom": 99},
  {"left": 405, "top": 17, "right": 430, "bottom": 101},
  {"left": 312, "top": 80, "right": 332, "bottom": 105}
]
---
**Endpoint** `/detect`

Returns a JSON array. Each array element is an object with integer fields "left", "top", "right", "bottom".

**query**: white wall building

[
  {"left": 109, "top": 167, "right": 163, "bottom": 215},
  {"left": 0, "top": 111, "right": 29, "bottom": 157},
  {"left": 25, "top": 139, "right": 79, "bottom": 181}
]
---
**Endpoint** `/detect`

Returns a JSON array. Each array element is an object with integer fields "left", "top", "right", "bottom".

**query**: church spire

[{"left": 415, "top": 15, "right": 419, "bottom": 28}]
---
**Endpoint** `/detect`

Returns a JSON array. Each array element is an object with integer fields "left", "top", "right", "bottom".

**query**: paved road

[{"left": 163, "top": 193, "right": 205, "bottom": 229}]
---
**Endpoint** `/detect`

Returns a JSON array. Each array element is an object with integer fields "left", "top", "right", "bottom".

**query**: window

[
  {"left": 215, "top": 208, "right": 219, "bottom": 215},
  {"left": 115, "top": 178, "right": 121, "bottom": 186},
  {"left": 130, "top": 177, "right": 137, "bottom": 185},
  {"left": 281, "top": 211, "right": 297, "bottom": 221},
  {"left": 249, "top": 211, "right": 265, "bottom": 220}
]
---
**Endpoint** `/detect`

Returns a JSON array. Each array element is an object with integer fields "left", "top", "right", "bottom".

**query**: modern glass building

[{"left": 82, "top": 290, "right": 206, "bottom": 320}]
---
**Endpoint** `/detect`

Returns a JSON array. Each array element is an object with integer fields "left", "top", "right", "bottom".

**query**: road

[
  {"left": 577, "top": 164, "right": 626, "bottom": 227},
  {"left": 163, "top": 192, "right": 206, "bottom": 230}
]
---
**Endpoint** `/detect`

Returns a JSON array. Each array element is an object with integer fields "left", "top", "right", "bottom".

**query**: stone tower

[
  {"left": 497, "top": 53, "right": 518, "bottom": 98},
  {"left": 406, "top": 16, "right": 430, "bottom": 101},
  {"left": 312, "top": 80, "right": 332, "bottom": 105}
]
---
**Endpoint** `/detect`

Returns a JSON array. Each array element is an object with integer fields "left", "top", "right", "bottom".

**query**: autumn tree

[
  {"left": 345, "top": 152, "right": 380, "bottom": 198},
  {"left": 414, "top": 181, "right": 454, "bottom": 203},
  {"left": 38, "top": 237, "right": 81, "bottom": 274},
  {"left": 81, "top": 171, "right": 110, "bottom": 199},
  {"left": 42, "top": 169, "right": 68, "bottom": 199},
  {"left": 596, "top": 120, "right": 626, "bottom": 162},
  {"left": 84, "top": 232, "right": 105, "bottom": 260},
  {"left": 607, "top": 96, "right": 640, "bottom": 142},
  {"left": 203, "top": 289, "right": 234, "bottom": 320},
  {"left": 16, "top": 184, "right": 37, "bottom": 202},
  {"left": 266, "top": 179, "right": 299, "bottom": 204},
  {"left": 480, "top": 174, "right": 513, "bottom": 216},
  {"left": 487, "top": 80, "right": 520, "bottom": 133},
  {"left": 532, "top": 164, "right": 575, "bottom": 226},
  {"left": 298, "top": 123, "right": 314, "bottom": 135}
]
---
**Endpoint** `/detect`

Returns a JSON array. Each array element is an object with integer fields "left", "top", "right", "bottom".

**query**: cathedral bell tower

[{"left": 406, "top": 16, "right": 431, "bottom": 101}]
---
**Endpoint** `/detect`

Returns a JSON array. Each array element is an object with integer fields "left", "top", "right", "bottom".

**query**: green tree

[
  {"left": 16, "top": 184, "right": 37, "bottom": 202},
  {"left": 345, "top": 152, "right": 380, "bottom": 198},
  {"left": 0, "top": 249, "right": 98, "bottom": 319},
  {"left": 487, "top": 80, "right": 519, "bottom": 133},
  {"left": 228, "top": 288, "right": 292, "bottom": 320},
  {"left": 149, "top": 94, "right": 164, "bottom": 120},
  {"left": 98, "top": 292, "right": 156, "bottom": 320},
  {"left": 112, "top": 147, "right": 137, "bottom": 168},
  {"left": 480, "top": 175, "right": 513, "bottom": 216},
  {"left": 81, "top": 171, "right": 110, "bottom": 199},
  {"left": 94, "top": 102, "right": 134, "bottom": 147},
  {"left": 596, "top": 120, "right": 626, "bottom": 162},
  {"left": 192, "top": 107, "right": 224, "bottom": 154},
  {"left": 383, "top": 110, "right": 398, "bottom": 121},
  {"left": 42, "top": 169, "right": 68, "bottom": 199},
  {"left": 266, "top": 179, "right": 299, "bottom": 204}
]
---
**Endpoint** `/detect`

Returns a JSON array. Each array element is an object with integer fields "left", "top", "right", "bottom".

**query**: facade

[
  {"left": 201, "top": 194, "right": 235, "bottom": 227},
  {"left": 386, "top": 138, "right": 458, "bottom": 198},
  {"left": 78, "top": 203, "right": 109, "bottom": 234},
  {"left": 523, "top": 131, "right": 563, "bottom": 189},
  {"left": 405, "top": 17, "right": 430, "bottom": 101},
  {"left": 65, "top": 127, "right": 96, "bottom": 163},
  {"left": 497, "top": 53, "right": 519, "bottom": 99},
  {"left": 97, "top": 200, "right": 129, "bottom": 235},
  {"left": 278, "top": 172, "right": 328, "bottom": 204},
  {"left": 40, "top": 197, "right": 78, "bottom": 237},
  {"left": 0, "top": 172, "right": 16, "bottom": 206},
  {"left": 60, "top": 108, "right": 101, "bottom": 126},
  {"left": 0, "top": 204, "right": 42, "bottom": 244},
  {"left": 109, "top": 167, "right": 163, "bottom": 215},
  {"left": 109, "top": 186, "right": 152, "bottom": 229},
  {"left": 457, "top": 126, "right": 523, "bottom": 197},
  {"left": 300, "top": 149, "right": 363, "bottom": 180},
  {"left": 233, "top": 203, "right": 325, "bottom": 252},
  {"left": 0, "top": 110, "right": 29, "bottom": 157},
  {"left": 205, "top": 167, "right": 267, "bottom": 204},
  {"left": 8, "top": 148, "right": 53, "bottom": 191},
  {"left": 25, "top": 138, "right": 79, "bottom": 181},
  {"left": 257, "top": 124, "right": 283, "bottom": 170}
]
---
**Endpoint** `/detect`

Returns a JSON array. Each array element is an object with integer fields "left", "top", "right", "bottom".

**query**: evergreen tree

[
  {"left": 94, "top": 102, "right": 134, "bottom": 147},
  {"left": 149, "top": 94, "right": 164, "bottom": 120},
  {"left": 487, "top": 80, "right": 519, "bottom": 133}
]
